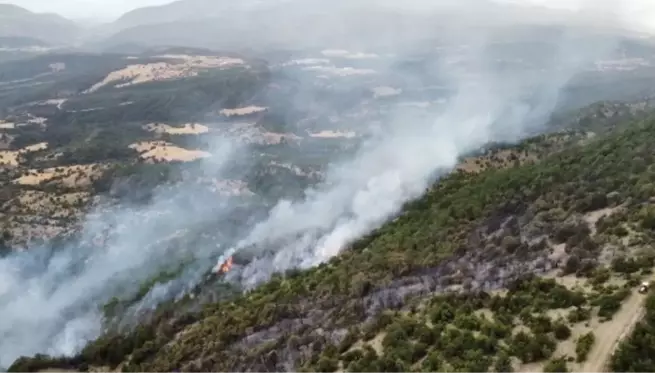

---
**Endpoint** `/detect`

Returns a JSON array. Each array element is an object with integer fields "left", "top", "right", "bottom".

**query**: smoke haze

[
  {"left": 0, "top": 138, "right": 241, "bottom": 366},
  {"left": 0, "top": 0, "right": 640, "bottom": 369},
  {"left": 7, "top": 0, "right": 655, "bottom": 31},
  {"left": 231, "top": 20, "right": 620, "bottom": 286}
]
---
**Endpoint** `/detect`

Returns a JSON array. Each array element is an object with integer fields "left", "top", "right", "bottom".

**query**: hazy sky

[
  {"left": 8, "top": 0, "right": 175, "bottom": 20},
  {"left": 6, "top": 0, "right": 655, "bottom": 30},
  {"left": 512, "top": 0, "right": 655, "bottom": 33}
]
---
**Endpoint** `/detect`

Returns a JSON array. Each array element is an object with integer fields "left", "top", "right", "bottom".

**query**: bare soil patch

[
  {"left": 584, "top": 206, "right": 621, "bottom": 235},
  {"left": 86, "top": 55, "right": 245, "bottom": 93},
  {"left": 144, "top": 122, "right": 209, "bottom": 135},
  {"left": 13, "top": 163, "right": 104, "bottom": 187},
  {"left": 0, "top": 142, "right": 47, "bottom": 166},
  {"left": 220, "top": 106, "right": 268, "bottom": 117},
  {"left": 9, "top": 190, "right": 89, "bottom": 217},
  {"left": 130, "top": 141, "right": 211, "bottom": 162}
]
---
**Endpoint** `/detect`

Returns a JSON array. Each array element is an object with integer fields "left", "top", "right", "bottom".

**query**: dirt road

[
  {"left": 581, "top": 288, "right": 647, "bottom": 372},
  {"left": 518, "top": 284, "right": 648, "bottom": 373}
]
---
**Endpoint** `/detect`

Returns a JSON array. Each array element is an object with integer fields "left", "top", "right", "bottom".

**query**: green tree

[
  {"left": 575, "top": 332, "right": 595, "bottom": 363},
  {"left": 494, "top": 352, "right": 513, "bottom": 372},
  {"left": 543, "top": 357, "right": 569, "bottom": 373}
]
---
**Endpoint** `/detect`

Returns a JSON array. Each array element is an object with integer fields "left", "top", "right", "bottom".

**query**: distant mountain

[
  {"left": 0, "top": 3, "right": 80, "bottom": 45},
  {"left": 110, "top": 0, "right": 267, "bottom": 31},
  {"left": 96, "top": 0, "right": 612, "bottom": 52}
]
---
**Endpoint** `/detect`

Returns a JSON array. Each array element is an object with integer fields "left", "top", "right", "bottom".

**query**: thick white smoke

[
  {"left": 229, "top": 24, "right": 620, "bottom": 287},
  {"left": 0, "top": 138, "right": 239, "bottom": 368},
  {"left": 0, "top": 0, "right": 637, "bottom": 369}
]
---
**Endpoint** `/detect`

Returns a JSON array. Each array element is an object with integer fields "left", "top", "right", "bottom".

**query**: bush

[
  {"left": 341, "top": 349, "right": 363, "bottom": 363},
  {"left": 421, "top": 351, "right": 443, "bottom": 371},
  {"left": 596, "top": 289, "right": 630, "bottom": 319},
  {"left": 529, "top": 315, "right": 553, "bottom": 334},
  {"left": 611, "top": 257, "right": 641, "bottom": 274},
  {"left": 554, "top": 222, "right": 590, "bottom": 244},
  {"left": 315, "top": 356, "right": 339, "bottom": 372},
  {"left": 363, "top": 312, "right": 394, "bottom": 340},
  {"left": 493, "top": 352, "right": 513, "bottom": 372},
  {"left": 543, "top": 357, "right": 569, "bottom": 373},
  {"left": 562, "top": 255, "right": 581, "bottom": 275},
  {"left": 511, "top": 331, "right": 556, "bottom": 363},
  {"left": 130, "top": 340, "right": 160, "bottom": 365},
  {"left": 453, "top": 313, "right": 481, "bottom": 330},
  {"left": 410, "top": 342, "right": 428, "bottom": 363},
  {"left": 640, "top": 208, "right": 655, "bottom": 230},
  {"left": 553, "top": 323, "right": 572, "bottom": 341},
  {"left": 567, "top": 307, "right": 591, "bottom": 323},
  {"left": 502, "top": 235, "right": 522, "bottom": 253},
  {"left": 575, "top": 332, "right": 595, "bottom": 363},
  {"left": 589, "top": 268, "right": 611, "bottom": 286}
]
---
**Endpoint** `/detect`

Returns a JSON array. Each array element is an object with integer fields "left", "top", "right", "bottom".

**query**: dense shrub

[
  {"left": 543, "top": 357, "right": 569, "bottom": 373},
  {"left": 575, "top": 332, "right": 595, "bottom": 363},
  {"left": 553, "top": 323, "right": 572, "bottom": 341}
]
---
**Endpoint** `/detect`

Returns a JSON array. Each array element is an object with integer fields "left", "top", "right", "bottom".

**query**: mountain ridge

[
  {"left": 96, "top": 0, "right": 580, "bottom": 51},
  {"left": 0, "top": 3, "right": 80, "bottom": 44}
]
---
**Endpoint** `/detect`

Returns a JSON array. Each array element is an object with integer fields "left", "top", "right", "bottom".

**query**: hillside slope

[
  {"left": 0, "top": 4, "right": 79, "bottom": 45},
  {"left": 10, "top": 106, "right": 655, "bottom": 371}
]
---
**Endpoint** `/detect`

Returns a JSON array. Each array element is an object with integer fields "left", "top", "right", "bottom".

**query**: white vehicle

[{"left": 639, "top": 281, "right": 650, "bottom": 294}]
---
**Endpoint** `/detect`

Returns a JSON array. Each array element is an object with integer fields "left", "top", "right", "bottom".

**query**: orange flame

[{"left": 218, "top": 256, "right": 233, "bottom": 274}]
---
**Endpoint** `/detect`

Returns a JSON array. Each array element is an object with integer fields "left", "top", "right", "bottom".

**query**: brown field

[
  {"left": 0, "top": 142, "right": 48, "bottom": 166},
  {"left": 2, "top": 189, "right": 91, "bottom": 246},
  {"left": 85, "top": 55, "right": 245, "bottom": 93},
  {"left": 13, "top": 163, "right": 104, "bottom": 187},
  {"left": 8, "top": 190, "right": 89, "bottom": 217},
  {"left": 130, "top": 141, "right": 211, "bottom": 162},
  {"left": 220, "top": 105, "right": 268, "bottom": 117},
  {"left": 143, "top": 122, "right": 209, "bottom": 135}
]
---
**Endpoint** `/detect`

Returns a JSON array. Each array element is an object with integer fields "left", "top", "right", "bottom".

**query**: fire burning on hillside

[{"left": 213, "top": 256, "right": 234, "bottom": 274}]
